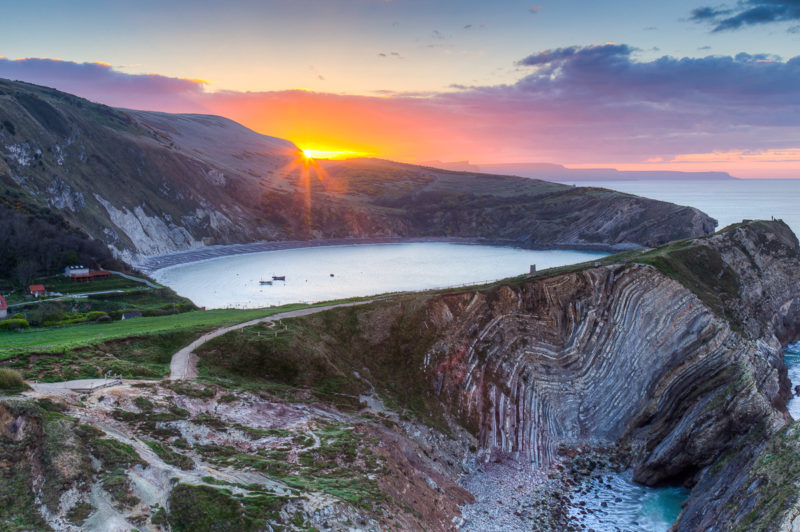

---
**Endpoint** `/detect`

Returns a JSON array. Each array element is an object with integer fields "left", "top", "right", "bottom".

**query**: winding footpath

[{"left": 169, "top": 300, "right": 374, "bottom": 380}]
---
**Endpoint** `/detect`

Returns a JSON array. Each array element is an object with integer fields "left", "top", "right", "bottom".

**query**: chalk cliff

[{"left": 0, "top": 78, "right": 716, "bottom": 266}]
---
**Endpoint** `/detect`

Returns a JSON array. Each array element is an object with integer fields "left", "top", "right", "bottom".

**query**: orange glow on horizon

[
  {"left": 301, "top": 147, "right": 366, "bottom": 160},
  {"left": 200, "top": 91, "right": 800, "bottom": 179}
]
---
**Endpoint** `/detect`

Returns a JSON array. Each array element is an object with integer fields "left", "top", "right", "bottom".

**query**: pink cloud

[{"left": 1, "top": 49, "right": 799, "bottom": 174}]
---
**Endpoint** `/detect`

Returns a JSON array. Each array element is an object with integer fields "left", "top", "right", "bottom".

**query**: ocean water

[
  {"left": 568, "top": 470, "right": 688, "bottom": 532},
  {"left": 152, "top": 243, "right": 607, "bottom": 309},
  {"left": 785, "top": 342, "right": 800, "bottom": 418},
  {"left": 581, "top": 178, "right": 800, "bottom": 237}
]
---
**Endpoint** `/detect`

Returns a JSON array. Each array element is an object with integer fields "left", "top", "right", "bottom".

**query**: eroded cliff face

[
  {"left": 415, "top": 221, "right": 800, "bottom": 529},
  {"left": 0, "top": 78, "right": 716, "bottom": 266},
  {"left": 423, "top": 261, "right": 787, "bottom": 476},
  {"left": 270, "top": 220, "right": 799, "bottom": 529}
]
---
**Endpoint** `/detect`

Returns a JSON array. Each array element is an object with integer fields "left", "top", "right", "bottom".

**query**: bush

[
  {"left": 11, "top": 313, "right": 25, "bottom": 320},
  {"left": 0, "top": 318, "right": 29, "bottom": 330},
  {"left": 42, "top": 310, "right": 66, "bottom": 323},
  {"left": 0, "top": 368, "right": 24, "bottom": 389},
  {"left": 86, "top": 311, "right": 109, "bottom": 321}
]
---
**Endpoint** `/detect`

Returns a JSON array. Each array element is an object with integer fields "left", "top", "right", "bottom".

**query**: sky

[{"left": 1, "top": 0, "right": 799, "bottom": 177}]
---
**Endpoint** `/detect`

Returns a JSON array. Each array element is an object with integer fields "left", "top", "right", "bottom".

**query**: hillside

[
  {"left": 4, "top": 220, "right": 798, "bottom": 530},
  {"left": 0, "top": 78, "right": 716, "bottom": 267}
]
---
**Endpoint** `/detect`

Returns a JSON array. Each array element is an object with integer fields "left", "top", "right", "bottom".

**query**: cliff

[
  {"left": 7, "top": 220, "right": 798, "bottom": 529},
  {"left": 0, "top": 78, "right": 716, "bottom": 267},
  {"left": 225, "top": 220, "right": 799, "bottom": 528}
]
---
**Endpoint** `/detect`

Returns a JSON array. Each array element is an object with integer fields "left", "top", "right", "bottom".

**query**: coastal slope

[
  {"left": 218, "top": 220, "right": 798, "bottom": 528},
  {"left": 5, "top": 220, "right": 799, "bottom": 530},
  {"left": 1, "top": 78, "right": 716, "bottom": 267}
]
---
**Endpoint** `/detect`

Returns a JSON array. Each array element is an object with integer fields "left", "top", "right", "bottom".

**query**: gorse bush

[
  {"left": 0, "top": 368, "right": 24, "bottom": 389},
  {"left": 0, "top": 318, "right": 29, "bottom": 330}
]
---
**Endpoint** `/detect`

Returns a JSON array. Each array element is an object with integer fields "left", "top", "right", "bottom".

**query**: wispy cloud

[{"left": 690, "top": 1, "right": 800, "bottom": 32}]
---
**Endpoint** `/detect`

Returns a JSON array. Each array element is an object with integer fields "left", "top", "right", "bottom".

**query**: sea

[{"left": 152, "top": 177, "right": 799, "bottom": 532}]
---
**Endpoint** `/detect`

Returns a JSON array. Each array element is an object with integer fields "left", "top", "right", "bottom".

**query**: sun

[{"left": 300, "top": 148, "right": 366, "bottom": 160}]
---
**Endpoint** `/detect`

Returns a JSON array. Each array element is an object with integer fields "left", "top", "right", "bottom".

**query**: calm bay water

[
  {"left": 153, "top": 243, "right": 607, "bottom": 309},
  {"left": 152, "top": 178, "right": 799, "bottom": 531}
]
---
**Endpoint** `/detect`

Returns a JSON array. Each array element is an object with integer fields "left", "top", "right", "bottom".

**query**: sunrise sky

[{"left": 2, "top": 0, "right": 799, "bottom": 177}]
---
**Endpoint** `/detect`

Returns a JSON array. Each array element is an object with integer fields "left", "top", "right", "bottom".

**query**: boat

[
  {"left": 272, "top": 275, "right": 286, "bottom": 281},
  {"left": 259, "top": 279, "right": 273, "bottom": 285}
]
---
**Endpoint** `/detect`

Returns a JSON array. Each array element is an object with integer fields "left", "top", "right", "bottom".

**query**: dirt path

[
  {"left": 107, "top": 269, "right": 161, "bottom": 289},
  {"left": 169, "top": 300, "right": 374, "bottom": 380}
]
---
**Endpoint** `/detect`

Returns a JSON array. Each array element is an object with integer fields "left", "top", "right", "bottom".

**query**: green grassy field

[
  {"left": 3, "top": 273, "right": 155, "bottom": 305},
  {"left": 40, "top": 274, "right": 153, "bottom": 294},
  {"left": 0, "top": 305, "right": 314, "bottom": 359}
]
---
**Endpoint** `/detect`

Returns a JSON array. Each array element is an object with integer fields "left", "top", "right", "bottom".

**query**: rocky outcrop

[
  {"left": 423, "top": 221, "right": 800, "bottom": 529},
  {"left": 1, "top": 78, "right": 716, "bottom": 266},
  {"left": 417, "top": 221, "right": 795, "bottom": 471},
  {"left": 261, "top": 220, "right": 799, "bottom": 529}
]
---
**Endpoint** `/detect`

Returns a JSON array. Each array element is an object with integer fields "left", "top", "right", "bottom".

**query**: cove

[{"left": 152, "top": 242, "right": 608, "bottom": 309}]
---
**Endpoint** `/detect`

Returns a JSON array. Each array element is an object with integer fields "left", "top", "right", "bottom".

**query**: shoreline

[{"left": 136, "top": 236, "right": 639, "bottom": 273}]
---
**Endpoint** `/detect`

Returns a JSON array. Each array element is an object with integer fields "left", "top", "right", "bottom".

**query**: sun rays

[{"left": 267, "top": 148, "right": 348, "bottom": 235}]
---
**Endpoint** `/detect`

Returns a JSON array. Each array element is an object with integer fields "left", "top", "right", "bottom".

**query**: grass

[
  {"left": 731, "top": 423, "right": 800, "bottom": 532},
  {"left": 195, "top": 419, "right": 385, "bottom": 510},
  {"left": 0, "top": 304, "right": 319, "bottom": 359},
  {"left": 0, "top": 369, "right": 24, "bottom": 390},
  {"left": 89, "top": 438, "right": 145, "bottom": 469},
  {"left": 197, "top": 296, "right": 451, "bottom": 431},
  {"left": 7, "top": 329, "right": 202, "bottom": 382},
  {"left": 145, "top": 440, "right": 195, "bottom": 470},
  {"left": 66, "top": 501, "right": 94, "bottom": 525},
  {"left": 2, "top": 273, "right": 153, "bottom": 306},
  {"left": 38, "top": 273, "right": 153, "bottom": 294},
  {"left": 167, "top": 483, "right": 285, "bottom": 532}
]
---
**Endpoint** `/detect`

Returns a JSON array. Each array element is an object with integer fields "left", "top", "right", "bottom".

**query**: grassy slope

[
  {"left": 194, "top": 220, "right": 797, "bottom": 430},
  {"left": 0, "top": 308, "right": 283, "bottom": 359}
]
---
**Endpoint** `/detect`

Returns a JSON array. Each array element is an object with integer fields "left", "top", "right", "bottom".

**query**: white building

[{"left": 64, "top": 265, "right": 90, "bottom": 277}]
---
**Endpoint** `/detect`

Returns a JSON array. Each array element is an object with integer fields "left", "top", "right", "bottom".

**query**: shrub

[
  {"left": 11, "top": 313, "right": 25, "bottom": 319},
  {"left": 0, "top": 318, "right": 29, "bottom": 330},
  {"left": 86, "top": 311, "right": 109, "bottom": 321},
  {"left": 0, "top": 368, "right": 24, "bottom": 389},
  {"left": 42, "top": 310, "right": 66, "bottom": 323}
]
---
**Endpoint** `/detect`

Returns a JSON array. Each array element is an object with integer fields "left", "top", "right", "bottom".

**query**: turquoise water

[
  {"left": 784, "top": 342, "right": 800, "bottom": 418},
  {"left": 568, "top": 470, "right": 689, "bottom": 531}
]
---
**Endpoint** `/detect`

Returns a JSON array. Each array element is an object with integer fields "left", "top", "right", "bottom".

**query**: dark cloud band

[{"left": 691, "top": 0, "right": 800, "bottom": 32}]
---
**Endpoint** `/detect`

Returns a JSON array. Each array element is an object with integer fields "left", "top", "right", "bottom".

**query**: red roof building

[
  {"left": 29, "top": 284, "right": 46, "bottom": 297},
  {"left": 0, "top": 296, "right": 6, "bottom": 319},
  {"left": 70, "top": 270, "right": 111, "bottom": 282}
]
